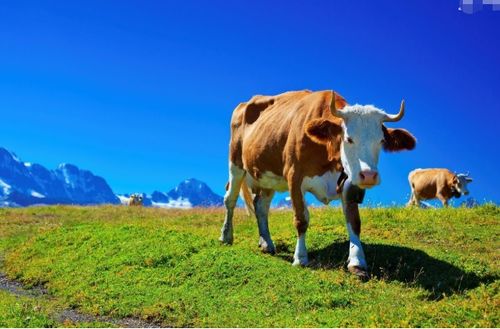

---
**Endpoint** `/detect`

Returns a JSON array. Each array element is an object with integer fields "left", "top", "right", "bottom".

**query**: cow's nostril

[
  {"left": 373, "top": 172, "right": 378, "bottom": 179},
  {"left": 359, "top": 172, "right": 365, "bottom": 180}
]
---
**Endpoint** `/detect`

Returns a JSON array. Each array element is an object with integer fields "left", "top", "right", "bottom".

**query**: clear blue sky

[{"left": 0, "top": 1, "right": 498, "bottom": 205}]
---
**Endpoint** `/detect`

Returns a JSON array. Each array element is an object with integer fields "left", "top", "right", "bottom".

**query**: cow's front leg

[
  {"left": 341, "top": 185, "right": 369, "bottom": 280},
  {"left": 437, "top": 193, "right": 449, "bottom": 207},
  {"left": 289, "top": 174, "right": 309, "bottom": 266}
]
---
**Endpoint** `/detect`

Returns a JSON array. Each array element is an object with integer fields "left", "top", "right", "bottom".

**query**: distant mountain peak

[
  {"left": 167, "top": 178, "right": 222, "bottom": 207},
  {"left": 1, "top": 147, "right": 224, "bottom": 209},
  {"left": 118, "top": 178, "right": 223, "bottom": 209},
  {"left": 0, "top": 147, "right": 119, "bottom": 207}
]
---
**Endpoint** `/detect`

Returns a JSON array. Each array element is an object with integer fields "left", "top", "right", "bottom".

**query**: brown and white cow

[
  {"left": 220, "top": 90, "right": 416, "bottom": 279},
  {"left": 407, "top": 168, "right": 473, "bottom": 207},
  {"left": 128, "top": 194, "right": 144, "bottom": 206}
]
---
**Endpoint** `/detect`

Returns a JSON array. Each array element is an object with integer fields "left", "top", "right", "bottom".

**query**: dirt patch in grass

[{"left": 0, "top": 272, "right": 162, "bottom": 328}]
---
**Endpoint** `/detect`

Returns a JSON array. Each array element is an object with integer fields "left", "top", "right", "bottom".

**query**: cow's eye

[{"left": 346, "top": 137, "right": 354, "bottom": 144}]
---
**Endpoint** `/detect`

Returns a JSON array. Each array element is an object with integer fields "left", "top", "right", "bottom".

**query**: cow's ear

[
  {"left": 305, "top": 119, "right": 343, "bottom": 163},
  {"left": 382, "top": 126, "right": 416, "bottom": 152},
  {"left": 305, "top": 119, "right": 342, "bottom": 145}
]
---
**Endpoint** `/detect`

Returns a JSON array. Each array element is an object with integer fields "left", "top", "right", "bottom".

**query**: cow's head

[
  {"left": 453, "top": 173, "right": 473, "bottom": 196},
  {"left": 130, "top": 194, "right": 144, "bottom": 204},
  {"left": 305, "top": 93, "right": 416, "bottom": 189}
]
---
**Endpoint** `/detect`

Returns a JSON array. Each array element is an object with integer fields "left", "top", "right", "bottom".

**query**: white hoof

[
  {"left": 219, "top": 227, "right": 233, "bottom": 245},
  {"left": 292, "top": 257, "right": 309, "bottom": 267},
  {"left": 259, "top": 237, "right": 276, "bottom": 254}
]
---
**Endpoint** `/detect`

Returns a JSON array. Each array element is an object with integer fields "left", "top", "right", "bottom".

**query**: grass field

[{"left": 0, "top": 205, "right": 498, "bottom": 327}]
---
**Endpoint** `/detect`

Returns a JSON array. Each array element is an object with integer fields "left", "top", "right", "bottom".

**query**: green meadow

[{"left": 0, "top": 205, "right": 498, "bottom": 327}]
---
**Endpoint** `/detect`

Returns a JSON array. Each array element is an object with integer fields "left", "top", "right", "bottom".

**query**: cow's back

[
  {"left": 229, "top": 90, "right": 342, "bottom": 182},
  {"left": 409, "top": 168, "right": 454, "bottom": 199}
]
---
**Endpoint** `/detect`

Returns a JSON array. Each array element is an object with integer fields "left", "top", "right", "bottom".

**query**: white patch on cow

[
  {"left": 220, "top": 162, "right": 246, "bottom": 245},
  {"left": 293, "top": 233, "right": 309, "bottom": 266},
  {"left": 247, "top": 171, "right": 288, "bottom": 192},
  {"left": 301, "top": 170, "right": 341, "bottom": 205},
  {"left": 293, "top": 204, "right": 309, "bottom": 266},
  {"left": 456, "top": 174, "right": 472, "bottom": 195},
  {"left": 227, "top": 162, "right": 246, "bottom": 203},
  {"left": 339, "top": 105, "right": 387, "bottom": 187},
  {"left": 346, "top": 222, "right": 367, "bottom": 269}
]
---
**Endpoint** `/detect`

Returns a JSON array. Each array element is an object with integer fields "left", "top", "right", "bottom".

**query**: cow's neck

[{"left": 301, "top": 169, "right": 344, "bottom": 205}]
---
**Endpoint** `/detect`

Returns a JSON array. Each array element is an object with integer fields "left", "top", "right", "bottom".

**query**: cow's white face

[
  {"left": 455, "top": 174, "right": 473, "bottom": 195},
  {"left": 340, "top": 105, "right": 388, "bottom": 188},
  {"left": 305, "top": 97, "right": 416, "bottom": 190}
]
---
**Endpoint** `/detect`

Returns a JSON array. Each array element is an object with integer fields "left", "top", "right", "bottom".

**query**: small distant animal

[
  {"left": 407, "top": 168, "right": 473, "bottom": 207},
  {"left": 128, "top": 194, "right": 144, "bottom": 206}
]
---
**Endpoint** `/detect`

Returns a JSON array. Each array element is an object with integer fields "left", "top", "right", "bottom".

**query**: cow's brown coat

[
  {"left": 229, "top": 90, "right": 415, "bottom": 236},
  {"left": 408, "top": 168, "right": 461, "bottom": 207}
]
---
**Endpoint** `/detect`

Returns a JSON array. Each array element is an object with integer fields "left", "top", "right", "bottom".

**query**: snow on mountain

[
  {"left": 117, "top": 194, "right": 130, "bottom": 205},
  {"left": 0, "top": 147, "right": 224, "bottom": 209},
  {"left": 167, "top": 178, "right": 223, "bottom": 207},
  {"left": 152, "top": 198, "right": 193, "bottom": 209},
  {"left": 118, "top": 178, "right": 223, "bottom": 209},
  {"left": 0, "top": 147, "right": 119, "bottom": 206},
  {"left": 0, "top": 178, "right": 11, "bottom": 196}
]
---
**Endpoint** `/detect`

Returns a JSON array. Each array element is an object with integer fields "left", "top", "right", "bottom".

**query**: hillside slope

[{"left": 0, "top": 206, "right": 498, "bottom": 327}]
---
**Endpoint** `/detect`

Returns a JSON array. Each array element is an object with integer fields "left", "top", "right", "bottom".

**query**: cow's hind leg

[
  {"left": 253, "top": 189, "right": 276, "bottom": 254},
  {"left": 220, "top": 163, "right": 246, "bottom": 244},
  {"left": 407, "top": 190, "right": 417, "bottom": 206},
  {"left": 407, "top": 183, "right": 419, "bottom": 207}
]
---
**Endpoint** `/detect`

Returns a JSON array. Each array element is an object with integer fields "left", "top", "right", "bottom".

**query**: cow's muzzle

[{"left": 358, "top": 170, "right": 379, "bottom": 188}]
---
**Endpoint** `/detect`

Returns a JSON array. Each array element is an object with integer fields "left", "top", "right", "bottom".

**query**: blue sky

[{"left": 0, "top": 1, "right": 499, "bottom": 205}]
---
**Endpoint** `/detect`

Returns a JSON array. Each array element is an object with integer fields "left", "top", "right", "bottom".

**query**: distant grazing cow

[
  {"left": 407, "top": 168, "right": 473, "bottom": 207},
  {"left": 128, "top": 194, "right": 144, "bottom": 206},
  {"left": 220, "top": 90, "right": 416, "bottom": 279}
]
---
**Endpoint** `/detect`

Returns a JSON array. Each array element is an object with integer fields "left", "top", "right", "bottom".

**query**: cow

[
  {"left": 128, "top": 193, "right": 144, "bottom": 206},
  {"left": 407, "top": 168, "right": 473, "bottom": 207},
  {"left": 220, "top": 90, "right": 416, "bottom": 279}
]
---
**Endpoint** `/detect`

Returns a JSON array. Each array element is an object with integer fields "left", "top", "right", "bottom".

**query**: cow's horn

[
  {"left": 383, "top": 99, "right": 405, "bottom": 122},
  {"left": 330, "top": 91, "right": 345, "bottom": 118}
]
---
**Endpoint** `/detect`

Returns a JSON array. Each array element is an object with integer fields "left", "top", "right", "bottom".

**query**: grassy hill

[{"left": 0, "top": 205, "right": 498, "bottom": 327}]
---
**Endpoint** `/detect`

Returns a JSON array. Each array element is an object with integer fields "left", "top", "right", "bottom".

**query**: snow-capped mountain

[
  {"left": 168, "top": 178, "right": 223, "bottom": 207},
  {"left": 0, "top": 147, "right": 224, "bottom": 208},
  {"left": 0, "top": 147, "right": 119, "bottom": 206},
  {"left": 117, "top": 178, "right": 223, "bottom": 209}
]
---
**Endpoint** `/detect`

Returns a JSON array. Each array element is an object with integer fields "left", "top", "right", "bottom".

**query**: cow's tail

[{"left": 239, "top": 179, "right": 255, "bottom": 217}]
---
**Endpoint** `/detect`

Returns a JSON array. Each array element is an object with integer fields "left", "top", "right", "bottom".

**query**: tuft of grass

[
  {"left": 0, "top": 205, "right": 498, "bottom": 327},
  {"left": 0, "top": 290, "right": 114, "bottom": 328},
  {"left": 0, "top": 291, "right": 56, "bottom": 327}
]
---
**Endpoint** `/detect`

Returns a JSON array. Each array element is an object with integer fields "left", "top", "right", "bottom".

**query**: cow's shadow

[{"left": 275, "top": 240, "right": 498, "bottom": 300}]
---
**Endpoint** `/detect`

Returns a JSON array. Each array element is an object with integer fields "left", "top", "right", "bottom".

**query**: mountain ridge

[{"left": 0, "top": 147, "right": 222, "bottom": 208}]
